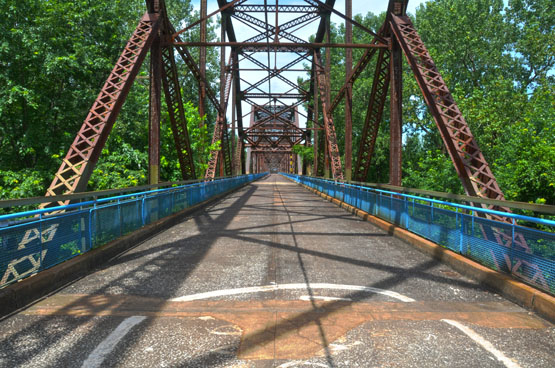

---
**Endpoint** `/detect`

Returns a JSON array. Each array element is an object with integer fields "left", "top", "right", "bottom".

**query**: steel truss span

[{"left": 41, "top": 0, "right": 537, "bottom": 289}]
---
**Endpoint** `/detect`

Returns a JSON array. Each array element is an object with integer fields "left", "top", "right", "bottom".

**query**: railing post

[
  {"left": 458, "top": 210, "right": 464, "bottom": 254},
  {"left": 118, "top": 198, "right": 122, "bottom": 237},
  {"left": 471, "top": 211, "right": 475, "bottom": 238},
  {"left": 88, "top": 208, "right": 94, "bottom": 249},
  {"left": 141, "top": 195, "right": 146, "bottom": 226},
  {"left": 405, "top": 196, "right": 409, "bottom": 229},
  {"left": 511, "top": 218, "right": 515, "bottom": 248},
  {"left": 39, "top": 213, "right": 43, "bottom": 271}
]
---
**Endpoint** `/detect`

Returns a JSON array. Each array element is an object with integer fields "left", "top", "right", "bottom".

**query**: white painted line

[
  {"left": 441, "top": 319, "right": 522, "bottom": 368},
  {"left": 277, "top": 362, "right": 329, "bottom": 368},
  {"left": 171, "top": 283, "right": 415, "bottom": 302},
  {"left": 299, "top": 295, "right": 352, "bottom": 302},
  {"left": 81, "top": 316, "right": 146, "bottom": 368}
]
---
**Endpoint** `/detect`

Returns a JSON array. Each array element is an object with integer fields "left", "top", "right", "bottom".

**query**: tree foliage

[{"left": 0, "top": 0, "right": 219, "bottom": 199}]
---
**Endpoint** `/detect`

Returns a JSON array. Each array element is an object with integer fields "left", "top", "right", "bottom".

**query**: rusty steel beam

[
  {"left": 242, "top": 98, "right": 305, "bottom": 129},
  {"left": 198, "top": 0, "right": 207, "bottom": 123},
  {"left": 353, "top": 49, "right": 390, "bottom": 182},
  {"left": 172, "top": 0, "right": 244, "bottom": 39},
  {"left": 242, "top": 52, "right": 311, "bottom": 94},
  {"left": 173, "top": 43, "right": 222, "bottom": 115},
  {"left": 390, "top": 14, "right": 508, "bottom": 212},
  {"left": 312, "top": 59, "right": 321, "bottom": 175},
  {"left": 307, "top": 0, "right": 386, "bottom": 44},
  {"left": 205, "top": 53, "right": 234, "bottom": 179},
  {"left": 314, "top": 0, "right": 336, "bottom": 43},
  {"left": 160, "top": 45, "right": 196, "bottom": 180},
  {"left": 149, "top": 32, "right": 162, "bottom": 185},
  {"left": 42, "top": 13, "right": 161, "bottom": 207},
  {"left": 244, "top": 93, "right": 306, "bottom": 99},
  {"left": 344, "top": 0, "right": 353, "bottom": 180},
  {"left": 231, "top": 11, "right": 306, "bottom": 44},
  {"left": 389, "top": 33, "right": 403, "bottom": 186},
  {"left": 233, "top": 4, "right": 318, "bottom": 13},
  {"left": 174, "top": 41, "right": 385, "bottom": 49},
  {"left": 242, "top": 11, "right": 321, "bottom": 43},
  {"left": 313, "top": 50, "right": 343, "bottom": 180},
  {"left": 328, "top": 46, "right": 379, "bottom": 115},
  {"left": 234, "top": 135, "right": 243, "bottom": 175}
]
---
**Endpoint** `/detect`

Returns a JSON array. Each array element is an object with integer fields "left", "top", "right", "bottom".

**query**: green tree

[{"left": 0, "top": 0, "right": 220, "bottom": 198}]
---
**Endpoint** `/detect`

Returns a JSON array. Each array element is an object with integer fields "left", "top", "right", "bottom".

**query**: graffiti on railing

[{"left": 1, "top": 225, "right": 59, "bottom": 285}]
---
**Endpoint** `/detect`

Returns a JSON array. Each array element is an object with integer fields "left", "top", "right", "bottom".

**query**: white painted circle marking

[{"left": 170, "top": 283, "right": 415, "bottom": 302}]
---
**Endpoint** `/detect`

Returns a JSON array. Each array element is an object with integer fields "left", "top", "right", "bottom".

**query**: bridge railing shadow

[
  {"left": 282, "top": 173, "right": 555, "bottom": 294},
  {"left": 0, "top": 175, "right": 500, "bottom": 366}
]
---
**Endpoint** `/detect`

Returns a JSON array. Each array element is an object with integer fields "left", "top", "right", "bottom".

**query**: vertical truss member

[
  {"left": 158, "top": 1, "right": 196, "bottom": 181},
  {"left": 353, "top": 49, "right": 391, "bottom": 182},
  {"left": 205, "top": 55, "right": 234, "bottom": 179},
  {"left": 160, "top": 43, "right": 196, "bottom": 180},
  {"left": 313, "top": 50, "right": 344, "bottom": 180},
  {"left": 42, "top": 12, "right": 161, "bottom": 208}
]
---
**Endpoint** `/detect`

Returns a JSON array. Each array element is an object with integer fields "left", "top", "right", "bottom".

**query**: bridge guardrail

[
  {"left": 282, "top": 173, "right": 555, "bottom": 294},
  {"left": 0, "top": 173, "right": 266, "bottom": 288}
]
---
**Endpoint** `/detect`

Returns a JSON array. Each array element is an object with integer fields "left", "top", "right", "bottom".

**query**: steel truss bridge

[
  {"left": 35, "top": 0, "right": 541, "bottom": 280},
  {"left": 0, "top": 2, "right": 554, "bottom": 363},
  {"left": 42, "top": 0, "right": 510, "bottom": 215}
]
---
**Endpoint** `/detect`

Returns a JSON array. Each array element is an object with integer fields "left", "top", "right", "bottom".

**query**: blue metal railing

[
  {"left": 282, "top": 173, "right": 555, "bottom": 294},
  {"left": 0, "top": 173, "right": 266, "bottom": 288}
]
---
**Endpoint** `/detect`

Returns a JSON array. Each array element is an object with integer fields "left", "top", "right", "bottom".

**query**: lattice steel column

[
  {"left": 199, "top": 0, "right": 207, "bottom": 123},
  {"left": 353, "top": 49, "right": 390, "bottom": 182},
  {"left": 344, "top": 0, "right": 353, "bottom": 180},
  {"left": 42, "top": 13, "right": 160, "bottom": 207},
  {"left": 205, "top": 56, "right": 234, "bottom": 179},
  {"left": 313, "top": 50, "right": 344, "bottom": 180},
  {"left": 389, "top": 33, "right": 402, "bottom": 186},
  {"left": 160, "top": 44, "right": 196, "bottom": 180},
  {"left": 390, "top": 15, "right": 508, "bottom": 214},
  {"left": 149, "top": 32, "right": 162, "bottom": 185}
]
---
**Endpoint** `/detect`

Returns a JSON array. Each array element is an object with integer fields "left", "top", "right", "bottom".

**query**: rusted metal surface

[
  {"left": 173, "top": 43, "right": 222, "bottom": 115},
  {"left": 313, "top": 51, "right": 344, "bottom": 180},
  {"left": 174, "top": 41, "right": 386, "bottom": 49},
  {"left": 244, "top": 105, "right": 303, "bottom": 173},
  {"left": 353, "top": 49, "right": 390, "bottom": 182},
  {"left": 205, "top": 54, "right": 234, "bottom": 179},
  {"left": 389, "top": 34, "right": 403, "bottom": 187},
  {"left": 387, "top": 13, "right": 548, "bottom": 289},
  {"left": 198, "top": 0, "right": 207, "bottom": 122},
  {"left": 42, "top": 13, "right": 160, "bottom": 207},
  {"left": 160, "top": 44, "right": 196, "bottom": 180},
  {"left": 344, "top": 0, "right": 353, "bottom": 181},
  {"left": 41, "top": 0, "right": 521, "bottom": 238},
  {"left": 389, "top": 15, "right": 508, "bottom": 211},
  {"left": 148, "top": 33, "right": 162, "bottom": 185},
  {"left": 328, "top": 47, "right": 379, "bottom": 115}
]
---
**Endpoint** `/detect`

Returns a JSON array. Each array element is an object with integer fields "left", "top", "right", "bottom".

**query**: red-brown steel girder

[
  {"left": 353, "top": 48, "right": 391, "bottom": 182},
  {"left": 390, "top": 14, "right": 509, "bottom": 214},
  {"left": 313, "top": 50, "right": 344, "bottom": 180},
  {"left": 160, "top": 44, "right": 196, "bottom": 180},
  {"left": 42, "top": 13, "right": 161, "bottom": 207}
]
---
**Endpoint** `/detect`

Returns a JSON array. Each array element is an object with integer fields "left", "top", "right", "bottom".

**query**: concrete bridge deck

[{"left": 0, "top": 174, "right": 553, "bottom": 367}]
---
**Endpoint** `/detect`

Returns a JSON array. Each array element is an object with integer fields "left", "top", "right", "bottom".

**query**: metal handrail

[
  {"left": 0, "top": 176, "right": 243, "bottom": 222},
  {"left": 284, "top": 174, "right": 555, "bottom": 227},
  {"left": 0, "top": 174, "right": 246, "bottom": 209}
]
